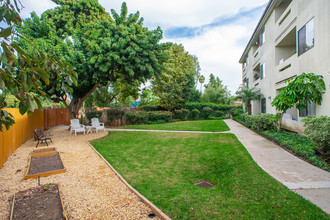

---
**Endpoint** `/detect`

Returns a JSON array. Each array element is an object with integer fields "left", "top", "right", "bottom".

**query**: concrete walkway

[{"left": 224, "top": 119, "right": 330, "bottom": 214}]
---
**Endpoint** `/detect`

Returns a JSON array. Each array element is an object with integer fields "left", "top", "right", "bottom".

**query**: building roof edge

[{"left": 239, "top": 0, "right": 276, "bottom": 63}]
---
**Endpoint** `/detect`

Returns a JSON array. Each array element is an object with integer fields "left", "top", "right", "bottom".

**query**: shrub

[
  {"left": 211, "top": 110, "right": 225, "bottom": 118},
  {"left": 229, "top": 107, "right": 244, "bottom": 117},
  {"left": 139, "top": 104, "right": 167, "bottom": 111},
  {"left": 181, "top": 102, "right": 239, "bottom": 116},
  {"left": 303, "top": 116, "right": 330, "bottom": 155},
  {"left": 173, "top": 109, "right": 183, "bottom": 119},
  {"left": 106, "top": 108, "right": 125, "bottom": 122},
  {"left": 263, "top": 131, "right": 328, "bottom": 170},
  {"left": 126, "top": 111, "right": 173, "bottom": 125},
  {"left": 85, "top": 110, "right": 102, "bottom": 122},
  {"left": 181, "top": 109, "right": 190, "bottom": 119},
  {"left": 242, "top": 114, "right": 277, "bottom": 132},
  {"left": 173, "top": 109, "right": 190, "bottom": 120},
  {"left": 191, "top": 109, "right": 200, "bottom": 119},
  {"left": 202, "top": 107, "right": 213, "bottom": 119},
  {"left": 147, "top": 111, "right": 173, "bottom": 123},
  {"left": 240, "top": 113, "right": 248, "bottom": 122},
  {"left": 126, "top": 111, "right": 148, "bottom": 124}
]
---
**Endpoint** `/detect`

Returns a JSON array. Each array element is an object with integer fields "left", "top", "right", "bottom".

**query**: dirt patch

[
  {"left": 26, "top": 152, "right": 65, "bottom": 179},
  {"left": 10, "top": 184, "right": 65, "bottom": 220}
]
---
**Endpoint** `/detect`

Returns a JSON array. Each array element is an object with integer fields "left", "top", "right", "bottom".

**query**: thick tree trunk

[{"left": 66, "top": 83, "right": 100, "bottom": 119}]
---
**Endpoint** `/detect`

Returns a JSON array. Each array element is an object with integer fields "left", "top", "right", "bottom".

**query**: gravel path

[{"left": 0, "top": 127, "right": 158, "bottom": 219}]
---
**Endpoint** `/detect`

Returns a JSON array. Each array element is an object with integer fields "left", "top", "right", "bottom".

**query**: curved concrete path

[{"left": 224, "top": 119, "right": 330, "bottom": 214}]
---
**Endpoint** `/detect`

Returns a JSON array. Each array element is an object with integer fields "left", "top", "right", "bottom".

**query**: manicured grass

[
  {"left": 91, "top": 131, "right": 329, "bottom": 219},
  {"left": 120, "top": 120, "right": 230, "bottom": 132}
]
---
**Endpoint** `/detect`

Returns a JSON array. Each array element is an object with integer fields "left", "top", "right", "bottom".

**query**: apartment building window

[
  {"left": 299, "top": 102, "right": 316, "bottom": 117},
  {"left": 261, "top": 98, "right": 266, "bottom": 113},
  {"left": 259, "top": 28, "right": 265, "bottom": 46},
  {"left": 246, "top": 78, "right": 249, "bottom": 88},
  {"left": 260, "top": 63, "right": 265, "bottom": 79},
  {"left": 298, "top": 17, "right": 314, "bottom": 56}
]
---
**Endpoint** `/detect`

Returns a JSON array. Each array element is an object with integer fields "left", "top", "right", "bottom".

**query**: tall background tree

[
  {"left": 201, "top": 74, "right": 232, "bottom": 104},
  {"left": 152, "top": 43, "right": 200, "bottom": 110},
  {"left": 236, "top": 86, "right": 262, "bottom": 115},
  {"left": 18, "top": 0, "right": 168, "bottom": 118}
]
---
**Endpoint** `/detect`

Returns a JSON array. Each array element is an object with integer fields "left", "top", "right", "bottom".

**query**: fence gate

[{"left": 44, "top": 108, "right": 70, "bottom": 129}]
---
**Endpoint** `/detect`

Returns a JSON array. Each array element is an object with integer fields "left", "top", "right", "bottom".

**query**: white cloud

[
  {"left": 100, "top": 0, "right": 267, "bottom": 29},
  {"left": 20, "top": 0, "right": 57, "bottom": 18}
]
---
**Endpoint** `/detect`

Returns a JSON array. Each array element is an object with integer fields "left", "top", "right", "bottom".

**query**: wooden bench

[{"left": 34, "top": 129, "right": 52, "bottom": 148}]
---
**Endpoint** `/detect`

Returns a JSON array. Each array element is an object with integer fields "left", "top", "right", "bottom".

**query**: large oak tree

[{"left": 18, "top": 0, "right": 168, "bottom": 118}]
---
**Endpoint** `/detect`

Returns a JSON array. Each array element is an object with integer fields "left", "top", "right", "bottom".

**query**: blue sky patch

[{"left": 165, "top": 4, "right": 266, "bottom": 39}]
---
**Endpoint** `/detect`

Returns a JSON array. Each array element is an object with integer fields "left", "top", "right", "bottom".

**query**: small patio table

[{"left": 86, "top": 126, "right": 93, "bottom": 134}]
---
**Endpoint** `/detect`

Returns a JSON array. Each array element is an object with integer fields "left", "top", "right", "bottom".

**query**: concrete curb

[{"left": 87, "top": 133, "right": 171, "bottom": 220}]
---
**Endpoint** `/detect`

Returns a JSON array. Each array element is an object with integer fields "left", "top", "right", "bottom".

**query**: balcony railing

[
  {"left": 275, "top": 54, "right": 297, "bottom": 86},
  {"left": 275, "top": 0, "right": 297, "bottom": 43}
]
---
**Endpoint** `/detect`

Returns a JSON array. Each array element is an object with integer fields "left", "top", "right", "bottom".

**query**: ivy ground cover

[
  {"left": 121, "top": 120, "right": 230, "bottom": 132},
  {"left": 91, "top": 131, "right": 328, "bottom": 219}
]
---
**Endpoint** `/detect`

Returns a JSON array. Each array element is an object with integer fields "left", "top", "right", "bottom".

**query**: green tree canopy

[
  {"left": 18, "top": 0, "right": 168, "bottom": 118},
  {"left": 236, "top": 85, "right": 262, "bottom": 115},
  {"left": 201, "top": 74, "right": 231, "bottom": 105},
  {"left": 152, "top": 43, "right": 199, "bottom": 110}
]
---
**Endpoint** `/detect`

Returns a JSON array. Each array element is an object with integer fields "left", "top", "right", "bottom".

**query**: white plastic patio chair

[
  {"left": 91, "top": 118, "right": 105, "bottom": 133},
  {"left": 70, "top": 119, "right": 85, "bottom": 136}
]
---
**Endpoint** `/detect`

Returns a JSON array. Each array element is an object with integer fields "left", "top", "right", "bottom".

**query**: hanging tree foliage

[{"left": 0, "top": 0, "right": 76, "bottom": 131}]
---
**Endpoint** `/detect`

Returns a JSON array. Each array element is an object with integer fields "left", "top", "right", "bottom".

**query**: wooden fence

[
  {"left": 44, "top": 108, "right": 70, "bottom": 129},
  {"left": 0, "top": 108, "right": 44, "bottom": 168}
]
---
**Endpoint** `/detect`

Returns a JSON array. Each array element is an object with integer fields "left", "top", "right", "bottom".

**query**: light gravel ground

[{"left": 0, "top": 127, "right": 158, "bottom": 220}]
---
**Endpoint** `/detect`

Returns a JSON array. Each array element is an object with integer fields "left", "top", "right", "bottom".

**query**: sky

[{"left": 19, "top": 0, "right": 269, "bottom": 94}]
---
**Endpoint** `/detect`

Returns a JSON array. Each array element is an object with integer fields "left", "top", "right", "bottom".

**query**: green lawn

[
  {"left": 120, "top": 120, "right": 230, "bottom": 132},
  {"left": 91, "top": 131, "right": 329, "bottom": 219}
]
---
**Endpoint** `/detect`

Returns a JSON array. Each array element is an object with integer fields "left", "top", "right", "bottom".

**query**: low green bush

[
  {"left": 303, "top": 116, "right": 330, "bottom": 156},
  {"left": 85, "top": 110, "right": 102, "bottom": 121},
  {"left": 126, "top": 111, "right": 148, "bottom": 124},
  {"left": 241, "top": 114, "right": 277, "bottom": 132},
  {"left": 190, "top": 108, "right": 200, "bottom": 119},
  {"left": 106, "top": 108, "right": 125, "bottom": 122},
  {"left": 263, "top": 131, "right": 328, "bottom": 170},
  {"left": 202, "top": 107, "right": 213, "bottom": 119},
  {"left": 229, "top": 107, "right": 244, "bottom": 117},
  {"left": 173, "top": 109, "right": 190, "bottom": 120},
  {"left": 139, "top": 104, "right": 167, "bottom": 111},
  {"left": 147, "top": 111, "right": 173, "bottom": 123},
  {"left": 127, "top": 111, "right": 173, "bottom": 125},
  {"left": 211, "top": 110, "right": 224, "bottom": 118}
]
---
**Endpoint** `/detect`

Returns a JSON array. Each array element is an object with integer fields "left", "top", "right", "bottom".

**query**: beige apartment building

[{"left": 239, "top": 0, "right": 330, "bottom": 122}]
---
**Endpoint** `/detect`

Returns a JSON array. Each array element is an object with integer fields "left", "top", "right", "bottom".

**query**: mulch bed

[{"left": 10, "top": 184, "right": 65, "bottom": 220}]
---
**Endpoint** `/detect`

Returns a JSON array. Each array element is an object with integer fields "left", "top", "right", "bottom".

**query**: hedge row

[
  {"left": 126, "top": 111, "right": 173, "bottom": 124},
  {"left": 240, "top": 113, "right": 277, "bottom": 132},
  {"left": 139, "top": 102, "right": 242, "bottom": 118}
]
